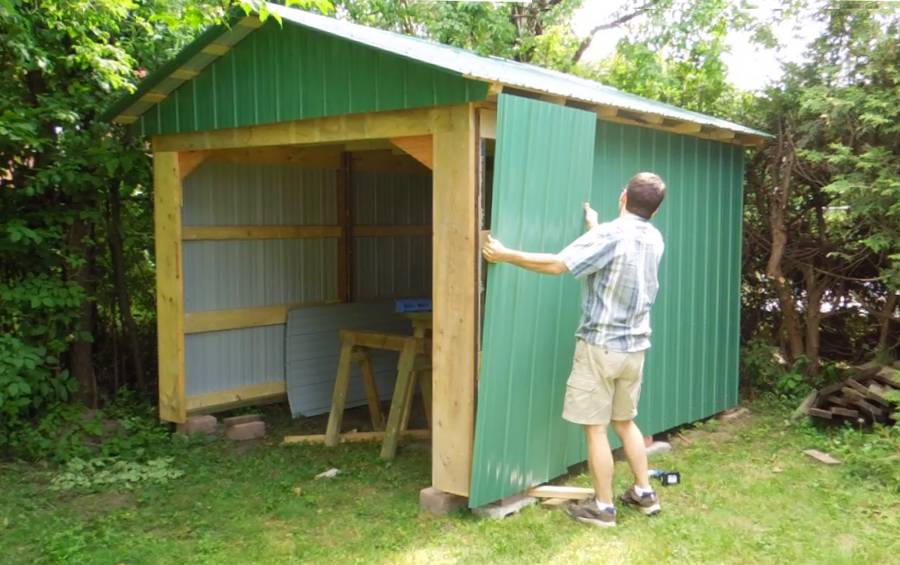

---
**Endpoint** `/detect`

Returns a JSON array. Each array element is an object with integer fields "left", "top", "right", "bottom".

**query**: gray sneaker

[
  {"left": 566, "top": 498, "right": 617, "bottom": 528},
  {"left": 619, "top": 485, "right": 661, "bottom": 516}
]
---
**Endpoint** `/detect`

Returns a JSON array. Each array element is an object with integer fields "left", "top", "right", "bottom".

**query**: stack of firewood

[{"left": 802, "top": 366, "right": 898, "bottom": 426}]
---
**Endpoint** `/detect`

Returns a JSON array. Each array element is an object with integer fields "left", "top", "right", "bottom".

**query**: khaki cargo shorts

[{"left": 562, "top": 339, "right": 646, "bottom": 426}]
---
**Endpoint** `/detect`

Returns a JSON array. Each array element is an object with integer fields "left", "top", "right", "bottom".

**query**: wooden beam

[
  {"left": 283, "top": 429, "right": 430, "bottom": 445},
  {"left": 598, "top": 111, "right": 757, "bottom": 146},
  {"left": 390, "top": 135, "right": 433, "bottom": 170},
  {"left": 708, "top": 128, "right": 736, "bottom": 140},
  {"left": 485, "top": 82, "right": 503, "bottom": 101},
  {"left": 186, "top": 380, "right": 285, "bottom": 414},
  {"left": 152, "top": 107, "right": 444, "bottom": 152},
  {"left": 479, "top": 109, "right": 497, "bottom": 140},
  {"left": 597, "top": 106, "right": 618, "bottom": 119},
  {"left": 353, "top": 225, "right": 431, "bottom": 237},
  {"left": 154, "top": 151, "right": 186, "bottom": 423},
  {"left": 639, "top": 112, "right": 665, "bottom": 125},
  {"left": 350, "top": 150, "right": 431, "bottom": 174},
  {"left": 431, "top": 104, "right": 478, "bottom": 497},
  {"left": 179, "top": 150, "right": 209, "bottom": 181},
  {"left": 204, "top": 145, "right": 343, "bottom": 169},
  {"left": 526, "top": 485, "right": 594, "bottom": 500},
  {"left": 670, "top": 121, "right": 702, "bottom": 134},
  {"left": 184, "top": 301, "right": 339, "bottom": 334},
  {"left": 181, "top": 225, "right": 341, "bottom": 241},
  {"left": 537, "top": 93, "right": 567, "bottom": 105},
  {"left": 339, "top": 330, "right": 430, "bottom": 353}
]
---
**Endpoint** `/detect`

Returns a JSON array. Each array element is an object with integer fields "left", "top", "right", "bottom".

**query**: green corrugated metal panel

[
  {"left": 136, "top": 19, "right": 487, "bottom": 136},
  {"left": 591, "top": 121, "right": 742, "bottom": 435},
  {"left": 470, "top": 94, "right": 596, "bottom": 508}
]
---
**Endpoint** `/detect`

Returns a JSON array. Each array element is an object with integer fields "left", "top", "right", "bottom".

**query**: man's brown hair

[{"left": 625, "top": 172, "right": 666, "bottom": 219}]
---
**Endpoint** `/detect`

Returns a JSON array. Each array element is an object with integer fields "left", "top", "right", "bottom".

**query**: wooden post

[
  {"left": 431, "top": 104, "right": 478, "bottom": 496},
  {"left": 325, "top": 341, "right": 354, "bottom": 446},
  {"left": 336, "top": 152, "right": 352, "bottom": 302},
  {"left": 154, "top": 151, "right": 186, "bottom": 423}
]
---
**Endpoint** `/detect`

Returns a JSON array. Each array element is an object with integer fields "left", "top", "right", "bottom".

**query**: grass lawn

[{"left": 1, "top": 402, "right": 898, "bottom": 564}]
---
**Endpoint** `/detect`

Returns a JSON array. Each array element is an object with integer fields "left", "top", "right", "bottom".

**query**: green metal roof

[{"left": 105, "top": 2, "right": 769, "bottom": 141}]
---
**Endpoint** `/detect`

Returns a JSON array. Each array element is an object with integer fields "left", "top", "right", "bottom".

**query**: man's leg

[
  {"left": 583, "top": 424, "right": 615, "bottom": 504},
  {"left": 611, "top": 419, "right": 650, "bottom": 490}
]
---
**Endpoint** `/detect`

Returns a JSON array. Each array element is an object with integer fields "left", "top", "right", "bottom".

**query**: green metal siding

[
  {"left": 470, "top": 106, "right": 743, "bottom": 508},
  {"left": 592, "top": 121, "right": 743, "bottom": 434},
  {"left": 138, "top": 20, "right": 488, "bottom": 137},
  {"left": 470, "top": 95, "right": 596, "bottom": 508}
]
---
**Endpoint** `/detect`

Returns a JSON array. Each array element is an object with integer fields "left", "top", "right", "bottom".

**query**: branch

[{"left": 571, "top": 1, "right": 658, "bottom": 63}]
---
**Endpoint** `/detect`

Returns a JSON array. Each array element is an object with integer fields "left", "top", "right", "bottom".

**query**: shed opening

[{"left": 179, "top": 141, "right": 434, "bottom": 423}]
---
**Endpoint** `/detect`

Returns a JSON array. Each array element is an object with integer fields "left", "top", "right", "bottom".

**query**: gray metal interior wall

[
  {"left": 183, "top": 163, "right": 337, "bottom": 226},
  {"left": 182, "top": 239, "right": 338, "bottom": 312},
  {"left": 351, "top": 169, "right": 432, "bottom": 300},
  {"left": 181, "top": 161, "right": 338, "bottom": 394},
  {"left": 185, "top": 325, "right": 285, "bottom": 395}
]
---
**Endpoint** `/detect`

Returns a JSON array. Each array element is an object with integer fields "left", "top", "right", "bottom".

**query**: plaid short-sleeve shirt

[{"left": 558, "top": 212, "right": 665, "bottom": 352}]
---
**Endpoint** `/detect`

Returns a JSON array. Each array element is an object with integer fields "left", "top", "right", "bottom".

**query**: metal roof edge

[{"left": 103, "top": 2, "right": 771, "bottom": 142}]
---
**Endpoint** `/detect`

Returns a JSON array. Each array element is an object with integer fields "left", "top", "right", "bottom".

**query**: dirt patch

[{"left": 68, "top": 490, "right": 136, "bottom": 520}]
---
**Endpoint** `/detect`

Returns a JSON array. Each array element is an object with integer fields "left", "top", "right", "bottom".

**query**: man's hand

[
  {"left": 584, "top": 202, "right": 599, "bottom": 230},
  {"left": 482, "top": 234, "right": 509, "bottom": 263}
]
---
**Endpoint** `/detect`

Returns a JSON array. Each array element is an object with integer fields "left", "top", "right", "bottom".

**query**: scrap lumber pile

[{"left": 803, "top": 366, "right": 899, "bottom": 426}]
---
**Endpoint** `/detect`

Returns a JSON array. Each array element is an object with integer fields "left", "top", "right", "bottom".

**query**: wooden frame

[{"left": 153, "top": 104, "right": 479, "bottom": 498}]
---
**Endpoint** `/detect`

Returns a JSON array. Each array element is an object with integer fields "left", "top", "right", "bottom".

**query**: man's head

[{"left": 619, "top": 172, "right": 666, "bottom": 219}]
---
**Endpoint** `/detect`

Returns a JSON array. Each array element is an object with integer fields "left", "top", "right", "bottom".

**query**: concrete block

[
  {"left": 223, "top": 414, "right": 262, "bottom": 428},
  {"left": 419, "top": 487, "right": 468, "bottom": 516},
  {"left": 176, "top": 415, "right": 218, "bottom": 436},
  {"left": 472, "top": 494, "right": 537, "bottom": 520},
  {"left": 646, "top": 441, "right": 672, "bottom": 457},
  {"left": 225, "top": 420, "right": 266, "bottom": 441}
]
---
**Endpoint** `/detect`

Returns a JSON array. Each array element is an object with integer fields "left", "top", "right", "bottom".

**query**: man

[{"left": 481, "top": 172, "right": 666, "bottom": 528}]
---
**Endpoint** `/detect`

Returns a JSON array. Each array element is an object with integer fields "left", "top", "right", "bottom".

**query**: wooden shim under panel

[
  {"left": 390, "top": 135, "right": 433, "bottom": 170},
  {"left": 526, "top": 485, "right": 595, "bottom": 500},
  {"left": 154, "top": 151, "right": 186, "bottom": 423},
  {"left": 431, "top": 104, "right": 478, "bottom": 497},
  {"left": 182, "top": 225, "right": 341, "bottom": 241},
  {"left": 283, "top": 429, "right": 430, "bottom": 445}
]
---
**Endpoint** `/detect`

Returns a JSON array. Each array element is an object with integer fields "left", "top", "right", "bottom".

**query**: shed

[{"left": 105, "top": 3, "right": 767, "bottom": 508}]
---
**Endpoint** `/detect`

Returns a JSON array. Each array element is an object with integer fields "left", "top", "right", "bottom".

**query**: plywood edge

[
  {"left": 185, "top": 380, "right": 286, "bottom": 415},
  {"left": 526, "top": 485, "right": 594, "bottom": 499}
]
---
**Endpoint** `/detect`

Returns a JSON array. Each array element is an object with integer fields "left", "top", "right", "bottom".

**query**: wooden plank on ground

[
  {"left": 431, "top": 104, "right": 478, "bottom": 497},
  {"left": 154, "top": 151, "right": 186, "bottom": 423},
  {"left": 526, "top": 485, "right": 595, "bottom": 500},
  {"left": 808, "top": 407, "right": 833, "bottom": 419},
  {"left": 282, "top": 429, "right": 430, "bottom": 445}
]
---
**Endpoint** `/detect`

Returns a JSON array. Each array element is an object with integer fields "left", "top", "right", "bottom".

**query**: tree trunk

[
  {"left": 876, "top": 291, "right": 898, "bottom": 357},
  {"left": 107, "top": 183, "right": 146, "bottom": 392},
  {"left": 802, "top": 264, "right": 826, "bottom": 374},
  {"left": 766, "top": 132, "right": 804, "bottom": 363},
  {"left": 66, "top": 219, "right": 98, "bottom": 407}
]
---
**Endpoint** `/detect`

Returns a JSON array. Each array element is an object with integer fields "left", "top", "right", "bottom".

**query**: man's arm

[{"left": 482, "top": 235, "right": 568, "bottom": 275}]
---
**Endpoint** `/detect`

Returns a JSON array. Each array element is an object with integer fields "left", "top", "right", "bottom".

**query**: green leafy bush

[{"left": 49, "top": 456, "right": 183, "bottom": 491}]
